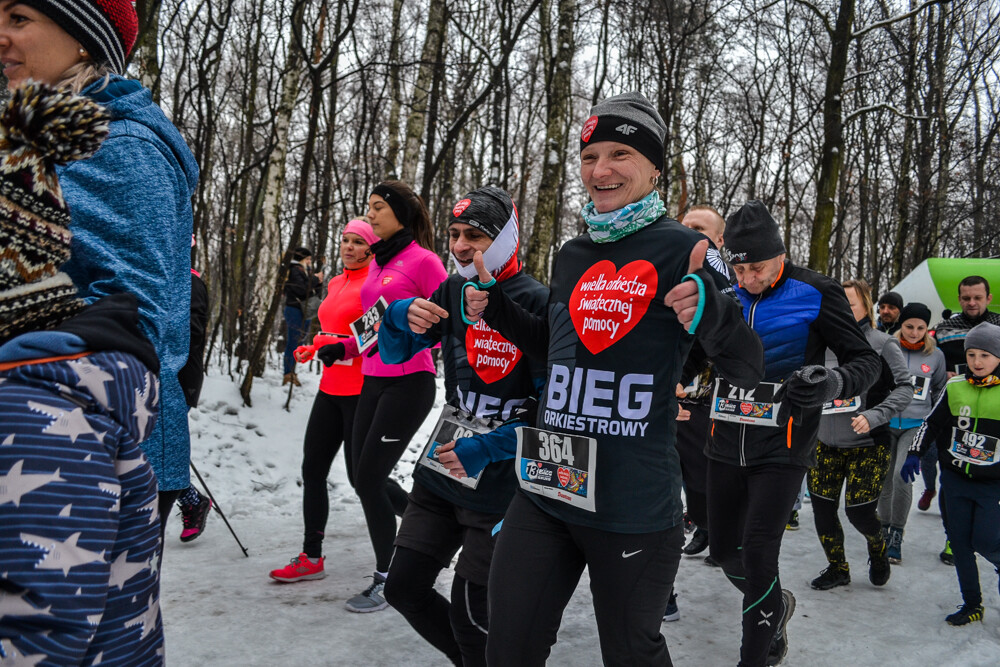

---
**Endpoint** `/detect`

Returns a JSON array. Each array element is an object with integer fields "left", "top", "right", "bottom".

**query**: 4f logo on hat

[
  {"left": 581, "top": 116, "right": 599, "bottom": 142},
  {"left": 615, "top": 124, "right": 637, "bottom": 135}
]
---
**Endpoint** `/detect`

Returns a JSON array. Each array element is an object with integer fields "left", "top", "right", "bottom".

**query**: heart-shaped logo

[
  {"left": 921, "top": 364, "right": 930, "bottom": 373},
  {"left": 569, "top": 260, "right": 657, "bottom": 354},
  {"left": 834, "top": 400, "right": 844, "bottom": 407},
  {"left": 581, "top": 115, "right": 599, "bottom": 142},
  {"left": 557, "top": 467, "right": 571, "bottom": 487},
  {"left": 970, "top": 448, "right": 981, "bottom": 459},
  {"left": 740, "top": 402, "right": 753, "bottom": 415},
  {"left": 466, "top": 319, "right": 522, "bottom": 384},
  {"left": 453, "top": 198, "right": 471, "bottom": 217}
]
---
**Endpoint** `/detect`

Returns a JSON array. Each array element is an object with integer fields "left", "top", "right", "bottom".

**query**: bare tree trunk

[
  {"left": 525, "top": 0, "right": 574, "bottom": 281},
  {"left": 808, "top": 0, "right": 856, "bottom": 274},
  {"left": 385, "top": 0, "right": 405, "bottom": 175},
  {"left": 400, "top": 0, "right": 447, "bottom": 183}
]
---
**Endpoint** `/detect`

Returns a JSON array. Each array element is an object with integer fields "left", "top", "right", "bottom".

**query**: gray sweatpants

[{"left": 877, "top": 427, "right": 919, "bottom": 529}]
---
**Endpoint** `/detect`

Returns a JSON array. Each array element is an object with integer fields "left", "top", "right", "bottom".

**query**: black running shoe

[
  {"left": 683, "top": 528, "right": 709, "bottom": 555},
  {"left": 810, "top": 564, "right": 851, "bottom": 590},
  {"left": 785, "top": 510, "right": 799, "bottom": 531},
  {"left": 945, "top": 604, "right": 984, "bottom": 626},
  {"left": 765, "top": 589, "right": 796, "bottom": 666},
  {"left": 180, "top": 493, "right": 212, "bottom": 542},
  {"left": 940, "top": 540, "right": 955, "bottom": 566},
  {"left": 868, "top": 540, "right": 891, "bottom": 586}
]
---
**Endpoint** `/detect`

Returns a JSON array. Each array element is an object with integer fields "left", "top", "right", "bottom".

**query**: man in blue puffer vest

[{"left": 705, "top": 201, "right": 881, "bottom": 667}]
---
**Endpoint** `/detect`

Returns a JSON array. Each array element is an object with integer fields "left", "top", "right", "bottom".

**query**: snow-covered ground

[{"left": 161, "top": 362, "right": 1000, "bottom": 666}]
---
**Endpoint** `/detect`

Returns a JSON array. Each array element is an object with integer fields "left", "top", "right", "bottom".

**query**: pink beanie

[{"left": 343, "top": 219, "right": 378, "bottom": 247}]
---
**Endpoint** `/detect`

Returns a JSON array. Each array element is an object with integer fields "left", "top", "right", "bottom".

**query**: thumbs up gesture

[
  {"left": 463, "top": 251, "right": 493, "bottom": 323},
  {"left": 664, "top": 239, "right": 708, "bottom": 332}
]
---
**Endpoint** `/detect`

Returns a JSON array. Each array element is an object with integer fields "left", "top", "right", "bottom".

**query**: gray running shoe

[
  {"left": 345, "top": 573, "right": 388, "bottom": 613},
  {"left": 765, "top": 589, "right": 796, "bottom": 666}
]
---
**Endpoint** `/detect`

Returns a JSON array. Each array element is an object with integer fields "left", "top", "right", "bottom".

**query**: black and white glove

[{"left": 316, "top": 342, "right": 346, "bottom": 367}]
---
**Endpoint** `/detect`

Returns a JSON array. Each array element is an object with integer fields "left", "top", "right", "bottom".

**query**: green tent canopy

[{"left": 891, "top": 258, "right": 1000, "bottom": 325}]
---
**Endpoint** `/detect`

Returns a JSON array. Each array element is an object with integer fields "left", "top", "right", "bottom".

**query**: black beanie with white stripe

[{"left": 20, "top": 0, "right": 139, "bottom": 75}]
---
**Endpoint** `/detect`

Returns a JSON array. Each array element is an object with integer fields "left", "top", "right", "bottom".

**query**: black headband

[{"left": 371, "top": 183, "right": 413, "bottom": 228}]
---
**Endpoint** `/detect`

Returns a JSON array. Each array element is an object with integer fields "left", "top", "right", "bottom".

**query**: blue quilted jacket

[
  {"left": 58, "top": 75, "right": 199, "bottom": 491},
  {"left": 707, "top": 261, "right": 881, "bottom": 467}
]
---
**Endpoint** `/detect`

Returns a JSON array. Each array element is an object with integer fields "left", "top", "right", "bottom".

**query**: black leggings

[
  {"left": 486, "top": 493, "right": 684, "bottom": 667},
  {"left": 707, "top": 459, "right": 806, "bottom": 667},
  {"left": 808, "top": 441, "right": 890, "bottom": 566},
  {"left": 676, "top": 402, "right": 711, "bottom": 528},
  {"left": 301, "top": 392, "right": 359, "bottom": 558},
  {"left": 384, "top": 547, "right": 487, "bottom": 667},
  {"left": 351, "top": 372, "right": 436, "bottom": 572}
]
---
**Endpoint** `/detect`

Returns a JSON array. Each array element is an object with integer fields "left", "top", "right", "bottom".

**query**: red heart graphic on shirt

[
  {"left": 569, "top": 260, "right": 658, "bottom": 354},
  {"left": 921, "top": 364, "right": 931, "bottom": 373},
  {"left": 740, "top": 403, "right": 753, "bottom": 415},
  {"left": 466, "top": 319, "right": 522, "bottom": 384},
  {"left": 557, "top": 467, "right": 571, "bottom": 487}
]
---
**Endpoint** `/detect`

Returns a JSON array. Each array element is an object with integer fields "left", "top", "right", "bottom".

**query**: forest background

[{"left": 27, "top": 0, "right": 1000, "bottom": 402}]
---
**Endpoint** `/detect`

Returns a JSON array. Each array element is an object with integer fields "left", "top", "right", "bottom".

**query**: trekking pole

[{"left": 190, "top": 461, "right": 249, "bottom": 557}]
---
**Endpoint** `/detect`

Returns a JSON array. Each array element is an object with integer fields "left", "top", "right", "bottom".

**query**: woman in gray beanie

[{"left": 456, "top": 92, "right": 764, "bottom": 665}]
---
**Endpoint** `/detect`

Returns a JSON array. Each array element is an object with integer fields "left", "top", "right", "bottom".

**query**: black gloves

[
  {"left": 775, "top": 365, "right": 844, "bottom": 424},
  {"left": 317, "top": 342, "right": 346, "bottom": 367}
]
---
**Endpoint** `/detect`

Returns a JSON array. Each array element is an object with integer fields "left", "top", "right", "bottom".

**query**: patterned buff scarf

[
  {"left": 967, "top": 372, "right": 1000, "bottom": 388},
  {"left": 581, "top": 189, "right": 667, "bottom": 244}
]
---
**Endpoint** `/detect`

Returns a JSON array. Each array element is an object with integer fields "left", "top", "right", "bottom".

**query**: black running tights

[
  {"left": 351, "top": 372, "right": 436, "bottom": 572},
  {"left": 706, "top": 459, "right": 806, "bottom": 667},
  {"left": 301, "top": 392, "right": 359, "bottom": 558},
  {"left": 384, "top": 546, "right": 488, "bottom": 667}
]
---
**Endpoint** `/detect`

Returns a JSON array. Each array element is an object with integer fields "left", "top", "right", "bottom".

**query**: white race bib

[
  {"left": 350, "top": 296, "right": 388, "bottom": 353},
  {"left": 949, "top": 428, "right": 999, "bottom": 466},
  {"left": 417, "top": 405, "right": 496, "bottom": 489},
  {"left": 910, "top": 375, "right": 930, "bottom": 401},
  {"left": 822, "top": 396, "right": 861, "bottom": 414},
  {"left": 516, "top": 427, "right": 597, "bottom": 512},
  {"left": 710, "top": 379, "right": 782, "bottom": 426}
]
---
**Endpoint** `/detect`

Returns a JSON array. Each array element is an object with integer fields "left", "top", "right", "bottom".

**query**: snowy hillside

[{"left": 161, "top": 362, "right": 1000, "bottom": 666}]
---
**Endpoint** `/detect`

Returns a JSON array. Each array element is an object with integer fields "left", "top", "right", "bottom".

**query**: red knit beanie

[{"left": 20, "top": 0, "right": 139, "bottom": 76}]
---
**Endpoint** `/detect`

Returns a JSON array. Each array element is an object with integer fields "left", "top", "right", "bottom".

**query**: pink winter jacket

[{"left": 341, "top": 240, "right": 448, "bottom": 377}]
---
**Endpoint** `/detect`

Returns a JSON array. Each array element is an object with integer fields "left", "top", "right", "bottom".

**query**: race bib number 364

[{"left": 516, "top": 427, "right": 597, "bottom": 512}]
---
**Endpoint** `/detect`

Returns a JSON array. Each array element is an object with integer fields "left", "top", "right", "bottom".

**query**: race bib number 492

[
  {"left": 516, "top": 427, "right": 597, "bottom": 512},
  {"left": 949, "top": 428, "right": 999, "bottom": 466}
]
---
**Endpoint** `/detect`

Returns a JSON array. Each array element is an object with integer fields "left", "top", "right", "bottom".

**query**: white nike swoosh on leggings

[
  {"left": 622, "top": 550, "right": 643, "bottom": 559},
  {"left": 381, "top": 436, "right": 401, "bottom": 443}
]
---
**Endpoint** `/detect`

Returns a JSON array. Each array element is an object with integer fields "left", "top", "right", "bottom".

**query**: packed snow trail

[{"left": 161, "top": 367, "right": 1000, "bottom": 666}]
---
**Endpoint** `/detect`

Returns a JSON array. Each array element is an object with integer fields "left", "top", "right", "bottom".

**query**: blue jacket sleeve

[
  {"left": 453, "top": 420, "right": 523, "bottom": 478},
  {"left": 378, "top": 297, "right": 437, "bottom": 365}
]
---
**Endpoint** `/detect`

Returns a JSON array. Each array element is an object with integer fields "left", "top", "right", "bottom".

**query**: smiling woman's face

[
  {"left": 580, "top": 141, "right": 659, "bottom": 214},
  {"left": 0, "top": 2, "right": 84, "bottom": 90}
]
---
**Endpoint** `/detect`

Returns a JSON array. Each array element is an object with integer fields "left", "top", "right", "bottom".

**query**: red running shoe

[
  {"left": 270, "top": 553, "right": 326, "bottom": 582},
  {"left": 917, "top": 488, "right": 936, "bottom": 511}
]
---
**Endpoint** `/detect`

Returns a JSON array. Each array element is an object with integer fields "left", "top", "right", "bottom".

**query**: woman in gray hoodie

[
  {"left": 808, "top": 279, "right": 913, "bottom": 591},
  {"left": 877, "top": 303, "right": 947, "bottom": 563}
]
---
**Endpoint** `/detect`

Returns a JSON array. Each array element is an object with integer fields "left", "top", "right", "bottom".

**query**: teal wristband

[
  {"left": 461, "top": 280, "right": 494, "bottom": 325},
  {"left": 680, "top": 273, "right": 706, "bottom": 334}
]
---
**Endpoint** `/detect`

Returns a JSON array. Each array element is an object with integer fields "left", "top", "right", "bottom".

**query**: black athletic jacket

[
  {"left": 380, "top": 270, "right": 548, "bottom": 514},
  {"left": 476, "top": 217, "right": 765, "bottom": 532},
  {"left": 706, "top": 261, "right": 881, "bottom": 468}
]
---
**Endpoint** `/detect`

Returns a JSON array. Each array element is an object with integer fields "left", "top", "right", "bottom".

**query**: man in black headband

[{"left": 376, "top": 186, "right": 547, "bottom": 665}]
